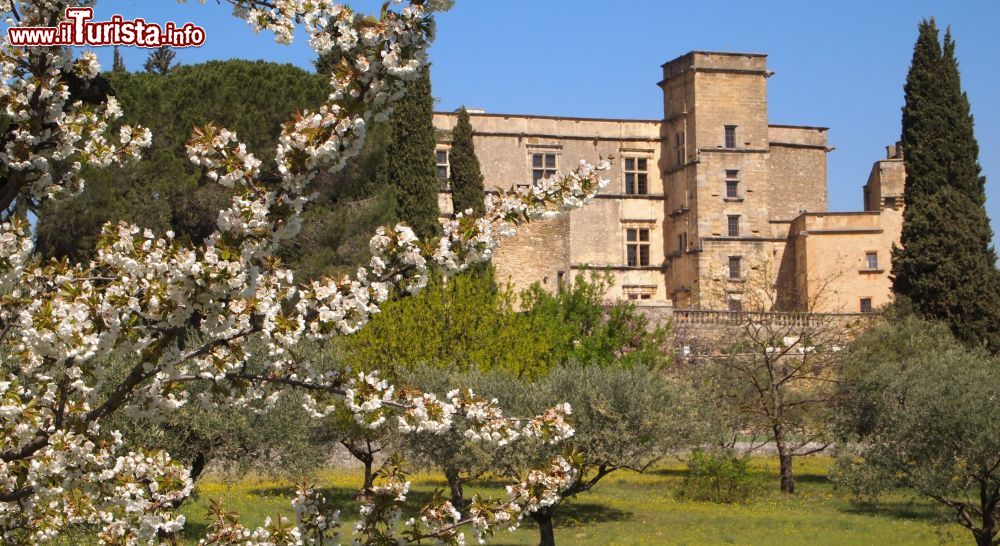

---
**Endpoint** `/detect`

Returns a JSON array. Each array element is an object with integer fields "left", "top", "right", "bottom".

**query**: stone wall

[
  {"left": 768, "top": 125, "right": 829, "bottom": 221},
  {"left": 788, "top": 209, "right": 903, "bottom": 312},
  {"left": 433, "top": 112, "right": 667, "bottom": 302}
]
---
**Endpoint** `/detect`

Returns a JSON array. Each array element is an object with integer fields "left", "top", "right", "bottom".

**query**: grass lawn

[{"left": 170, "top": 456, "right": 966, "bottom": 545}]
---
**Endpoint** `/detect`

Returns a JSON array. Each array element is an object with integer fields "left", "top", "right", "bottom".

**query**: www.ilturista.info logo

[{"left": 6, "top": 8, "right": 206, "bottom": 48}]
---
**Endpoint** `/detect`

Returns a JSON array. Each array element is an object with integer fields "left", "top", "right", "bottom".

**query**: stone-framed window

[
  {"left": 624, "top": 157, "right": 649, "bottom": 195},
  {"left": 725, "top": 170, "right": 740, "bottom": 198},
  {"left": 865, "top": 251, "right": 879, "bottom": 270},
  {"left": 626, "top": 228, "right": 651, "bottom": 267},
  {"left": 860, "top": 297, "right": 873, "bottom": 313},
  {"left": 435, "top": 148, "right": 450, "bottom": 189},
  {"left": 728, "top": 298, "right": 743, "bottom": 312},
  {"left": 677, "top": 232, "right": 688, "bottom": 253},
  {"left": 625, "top": 285, "right": 655, "bottom": 301},
  {"left": 675, "top": 131, "right": 685, "bottom": 166},
  {"left": 725, "top": 125, "right": 737, "bottom": 149},
  {"left": 728, "top": 255, "right": 742, "bottom": 280},
  {"left": 727, "top": 215, "right": 741, "bottom": 237},
  {"left": 531, "top": 152, "right": 557, "bottom": 185}
]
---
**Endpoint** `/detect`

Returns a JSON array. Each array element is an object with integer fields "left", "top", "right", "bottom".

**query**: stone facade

[{"left": 432, "top": 51, "right": 905, "bottom": 313}]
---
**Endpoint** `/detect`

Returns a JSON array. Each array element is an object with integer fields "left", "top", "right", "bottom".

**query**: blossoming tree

[{"left": 0, "top": 1, "right": 611, "bottom": 543}]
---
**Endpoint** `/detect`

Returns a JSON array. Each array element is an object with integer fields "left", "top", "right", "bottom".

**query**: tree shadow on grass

[
  {"left": 555, "top": 501, "right": 632, "bottom": 527},
  {"left": 650, "top": 467, "right": 688, "bottom": 479},
  {"left": 483, "top": 503, "right": 633, "bottom": 546},
  {"left": 840, "top": 498, "right": 945, "bottom": 524},
  {"left": 181, "top": 484, "right": 631, "bottom": 542},
  {"left": 421, "top": 477, "right": 514, "bottom": 490},
  {"left": 789, "top": 472, "right": 831, "bottom": 485}
]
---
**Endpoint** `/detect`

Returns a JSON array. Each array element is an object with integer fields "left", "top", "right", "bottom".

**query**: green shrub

[{"left": 678, "top": 449, "right": 764, "bottom": 503}]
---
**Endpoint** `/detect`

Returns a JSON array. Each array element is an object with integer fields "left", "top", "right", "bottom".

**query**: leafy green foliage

[
  {"left": 678, "top": 449, "right": 765, "bottom": 504},
  {"left": 339, "top": 271, "right": 668, "bottom": 380},
  {"left": 34, "top": 60, "right": 396, "bottom": 280},
  {"left": 833, "top": 317, "right": 1000, "bottom": 546},
  {"left": 520, "top": 273, "right": 670, "bottom": 369},
  {"left": 278, "top": 121, "right": 398, "bottom": 280},
  {"left": 339, "top": 266, "right": 547, "bottom": 378},
  {"left": 385, "top": 65, "right": 440, "bottom": 239},
  {"left": 35, "top": 61, "right": 328, "bottom": 260},
  {"left": 891, "top": 19, "right": 1000, "bottom": 354},
  {"left": 448, "top": 107, "right": 485, "bottom": 216}
]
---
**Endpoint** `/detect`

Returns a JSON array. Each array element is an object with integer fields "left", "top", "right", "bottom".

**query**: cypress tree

[
  {"left": 891, "top": 19, "right": 1000, "bottom": 353},
  {"left": 386, "top": 66, "right": 440, "bottom": 240},
  {"left": 144, "top": 46, "right": 177, "bottom": 75},
  {"left": 112, "top": 46, "right": 126, "bottom": 74},
  {"left": 448, "top": 107, "right": 485, "bottom": 217}
]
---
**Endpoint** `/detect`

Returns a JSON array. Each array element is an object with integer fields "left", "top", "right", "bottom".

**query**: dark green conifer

[
  {"left": 385, "top": 66, "right": 440, "bottom": 240},
  {"left": 448, "top": 107, "right": 485, "bottom": 217},
  {"left": 891, "top": 19, "right": 1000, "bottom": 353},
  {"left": 112, "top": 46, "right": 126, "bottom": 74}
]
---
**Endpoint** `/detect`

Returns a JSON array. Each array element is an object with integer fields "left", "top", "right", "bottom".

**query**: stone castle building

[{"left": 433, "top": 51, "right": 905, "bottom": 313}]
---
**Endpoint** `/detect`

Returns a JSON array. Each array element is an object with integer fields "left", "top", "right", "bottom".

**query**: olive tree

[
  {"left": 484, "top": 366, "right": 694, "bottom": 546},
  {"left": 833, "top": 317, "right": 1000, "bottom": 546},
  {"left": 682, "top": 258, "right": 864, "bottom": 493}
]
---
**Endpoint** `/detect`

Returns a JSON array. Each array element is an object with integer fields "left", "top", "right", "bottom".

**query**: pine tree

[
  {"left": 385, "top": 66, "right": 440, "bottom": 240},
  {"left": 112, "top": 46, "right": 126, "bottom": 74},
  {"left": 144, "top": 46, "right": 177, "bottom": 75},
  {"left": 448, "top": 107, "right": 485, "bottom": 217},
  {"left": 891, "top": 19, "right": 1000, "bottom": 353}
]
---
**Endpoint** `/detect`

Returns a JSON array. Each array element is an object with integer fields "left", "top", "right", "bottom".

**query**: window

[
  {"left": 532, "top": 153, "right": 557, "bottom": 185},
  {"left": 725, "top": 170, "right": 740, "bottom": 198},
  {"left": 436, "top": 149, "right": 450, "bottom": 187},
  {"left": 728, "top": 298, "right": 743, "bottom": 312},
  {"left": 884, "top": 196, "right": 898, "bottom": 209},
  {"left": 627, "top": 290, "right": 653, "bottom": 301},
  {"left": 677, "top": 232, "right": 688, "bottom": 252},
  {"left": 624, "top": 157, "right": 649, "bottom": 195},
  {"left": 675, "top": 131, "right": 685, "bottom": 166},
  {"left": 860, "top": 298, "right": 873, "bottom": 313},
  {"left": 866, "top": 252, "right": 879, "bottom": 270},
  {"left": 626, "top": 228, "right": 650, "bottom": 267},
  {"left": 724, "top": 125, "right": 737, "bottom": 149},
  {"left": 728, "top": 256, "right": 742, "bottom": 280},
  {"left": 727, "top": 215, "right": 740, "bottom": 237}
]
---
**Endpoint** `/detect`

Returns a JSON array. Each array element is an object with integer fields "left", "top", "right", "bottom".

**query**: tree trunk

[
  {"left": 974, "top": 480, "right": 999, "bottom": 546},
  {"left": 972, "top": 530, "right": 994, "bottom": 546},
  {"left": 189, "top": 451, "right": 208, "bottom": 484},
  {"left": 530, "top": 506, "right": 556, "bottom": 546},
  {"left": 445, "top": 468, "right": 467, "bottom": 516},
  {"left": 774, "top": 427, "right": 795, "bottom": 494},
  {"left": 160, "top": 451, "right": 208, "bottom": 541},
  {"left": 362, "top": 457, "right": 374, "bottom": 491},
  {"left": 778, "top": 451, "right": 795, "bottom": 494},
  {"left": 343, "top": 441, "right": 375, "bottom": 492}
]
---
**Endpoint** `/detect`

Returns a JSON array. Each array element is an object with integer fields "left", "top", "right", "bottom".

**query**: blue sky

[{"left": 84, "top": 1, "right": 999, "bottom": 228}]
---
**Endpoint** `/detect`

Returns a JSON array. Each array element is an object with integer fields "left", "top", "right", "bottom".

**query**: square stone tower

[{"left": 660, "top": 52, "right": 829, "bottom": 308}]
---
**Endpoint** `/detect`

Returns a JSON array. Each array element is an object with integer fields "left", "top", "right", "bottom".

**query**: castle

[{"left": 433, "top": 51, "right": 904, "bottom": 313}]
